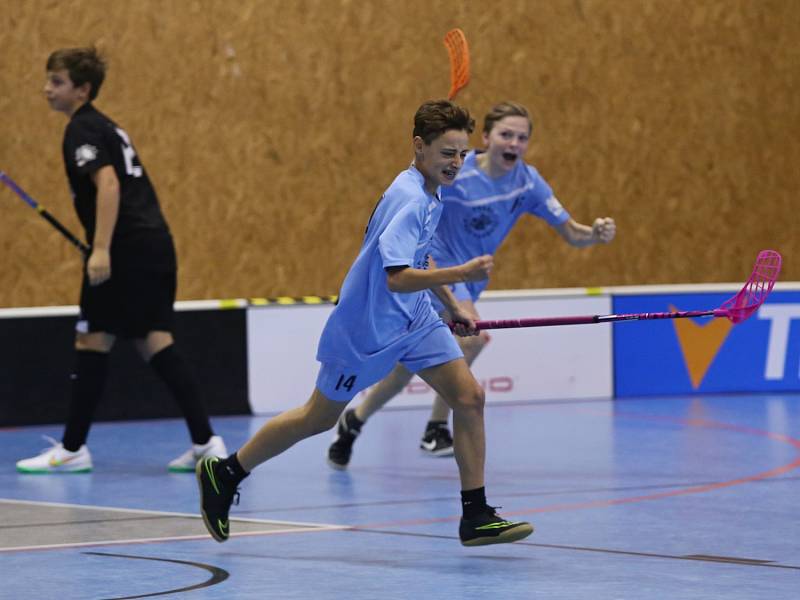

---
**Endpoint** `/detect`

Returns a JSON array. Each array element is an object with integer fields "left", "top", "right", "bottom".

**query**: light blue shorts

[{"left": 316, "top": 322, "right": 463, "bottom": 402}]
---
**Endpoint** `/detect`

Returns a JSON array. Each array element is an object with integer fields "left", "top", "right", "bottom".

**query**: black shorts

[{"left": 78, "top": 268, "right": 177, "bottom": 339}]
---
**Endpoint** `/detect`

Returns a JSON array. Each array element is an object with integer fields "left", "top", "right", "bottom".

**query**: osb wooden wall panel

[{"left": 1, "top": 0, "right": 797, "bottom": 307}]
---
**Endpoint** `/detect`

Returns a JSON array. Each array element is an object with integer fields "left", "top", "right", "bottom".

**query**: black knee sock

[
  {"left": 62, "top": 350, "right": 110, "bottom": 452},
  {"left": 149, "top": 345, "right": 213, "bottom": 445},
  {"left": 461, "top": 486, "right": 488, "bottom": 519},
  {"left": 218, "top": 452, "right": 249, "bottom": 487}
]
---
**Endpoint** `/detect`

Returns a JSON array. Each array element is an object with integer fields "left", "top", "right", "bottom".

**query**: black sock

[
  {"left": 62, "top": 350, "right": 110, "bottom": 452},
  {"left": 149, "top": 344, "right": 213, "bottom": 445},
  {"left": 426, "top": 420, "right": 447, "bottom": 432},
  {"left": 345, "top": 410, "right": 364, "bottom": 432},
  {"left": 218, "top": 452, "right": 249, "bottom": 487},
  {"left": 461, "top": 486, "right": 488, "bottom": 519}
]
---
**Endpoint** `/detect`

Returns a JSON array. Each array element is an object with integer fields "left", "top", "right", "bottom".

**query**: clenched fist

[
  {"left": 591, "top": 217, "right": 616, "bottom": 243},
  {"left": 460, "top": 254, "right": 494, "bottom": 282}
]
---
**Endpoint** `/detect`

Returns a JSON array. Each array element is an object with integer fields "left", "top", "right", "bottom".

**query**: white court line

[
  {"left": 0, "top": 526, "right": 350, "bottom": 553},
  {"left": 0, "top": 497, "right": 332, "bottom": 528},
  {"left": 0, "top": 497, "right": 350, "bottom": 553}
]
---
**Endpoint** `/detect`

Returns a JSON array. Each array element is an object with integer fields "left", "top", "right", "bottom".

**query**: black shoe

[
  {"left": 327, "top": 409, "right": 362, "bottom": 470},
  {"left": 459, "top": 507, "right": 534, "bottom": 547},
  {"left": 419, "top": 424, "right": 454, "bottom": 457},
  {"left": 196, "top": 456, "right": 240, "bottom": 542}
]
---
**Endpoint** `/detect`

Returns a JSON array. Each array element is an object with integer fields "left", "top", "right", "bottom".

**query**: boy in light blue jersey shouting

[
  {"left": 329, "top": 101, "right": 616, "bottom": 463},
  {"left": 197, "top": 100, "right": 534, "bottom": 547}
]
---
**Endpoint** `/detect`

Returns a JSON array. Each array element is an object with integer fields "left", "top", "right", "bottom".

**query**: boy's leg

[
  {"left": 428, "top": 331, "right": 489, "bottom": 420},
  {"left": 238, "top": 388, "right": 345, "bottom": 470},
  {"left": 136, "top": 331, "right": 215, "bottom": 446},
  {"left": 327, "top": 363, "right": 414, "bottom": 469},
  {"left": 196, "top": 387, "right": 345, "bottom": 542},
  {"left": 17, "top": 331, "right": 113, "bottom": 474},
  {"left": 416, "top": 358, "right": 485, "bottom": 489},
  {"left": 63, "top": 332, "right": 115, "bottom": 450},
  {"left": 353, "top": 363, "right": 414, "bottom": 422},
  {"left": 417, "top": 357, "right": 533, "bottom": 546},
  {"left": 130, "top": 268, "right": 226, "bottom": 470},
  {"left": 421, "top": 333, "right": 489, "bottom": 455},
  {"left": 430, "top": 299, "right": 489, "bottom": 423}
]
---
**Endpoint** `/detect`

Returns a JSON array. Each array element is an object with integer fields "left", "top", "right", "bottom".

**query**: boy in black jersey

[{"left": 16, "top": 46, "right": 226, "bottom": 473}]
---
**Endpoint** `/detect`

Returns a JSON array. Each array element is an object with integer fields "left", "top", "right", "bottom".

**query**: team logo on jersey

[
  {"left": 545, "top": 196, "right": 566, "bottom": 218},
  {"left": 464, "top": 206, "right": 498, "bottom": 238},
  {"left": 74, "top": 144, "right": 98, "bottom": 167}
]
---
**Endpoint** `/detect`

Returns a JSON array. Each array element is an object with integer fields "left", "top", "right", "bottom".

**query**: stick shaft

[
  {"left": 474, "top": 309, "right": 721, "bottom": 330},
  {"left": 0, "top": 171, "right": 90, "bottom": 255}
]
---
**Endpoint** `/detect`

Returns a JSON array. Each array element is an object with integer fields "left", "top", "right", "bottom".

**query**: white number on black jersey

[{"left": 115, "top": 127, "right": 143, "bottom": 178}]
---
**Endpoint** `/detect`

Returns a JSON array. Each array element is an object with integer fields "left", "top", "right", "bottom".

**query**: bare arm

[
  {"left": 554, "top": 217, "right": 616, "bottom": 248},
  {"left": 431, "top": 286, "right": 481, "bottom": 336},
  {"left": 385, "top": 254, "right": 493, "bottom": 293},
  {"left": 87, "top": 165, "right": 120, "bottom": 285},
  {"left": 430, "top": 281, "right": 463, "bottom": 316}
]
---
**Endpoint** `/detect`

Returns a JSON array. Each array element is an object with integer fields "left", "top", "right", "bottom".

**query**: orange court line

[{"left": 356, "top": 411, "right": 800, "bottom": 529}]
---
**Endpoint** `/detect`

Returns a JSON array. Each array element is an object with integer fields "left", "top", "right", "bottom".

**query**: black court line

[
  {"left": 83, "top": 551, "right": 229, "bottom": 600},
  {"left": 226, "top": 476, "right": 794, "bottom": 515},
  {"left": 684, "top": 554, "right": 777, "bottom": 566},
  {"left": 5, "top": 476, "right": 796, "bottom": 527},
  {"left": 382, "top": 396, "right": 617, "bottom": 413},
  {"left": 349, "top": 529, "right": 800, "bottom": 571}
]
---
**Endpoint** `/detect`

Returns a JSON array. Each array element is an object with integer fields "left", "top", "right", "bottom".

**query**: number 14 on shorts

[{"left": 335, "top": 374, "right": 357, "bottom": 392}]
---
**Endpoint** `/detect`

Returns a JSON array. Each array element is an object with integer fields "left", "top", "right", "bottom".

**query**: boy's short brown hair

[
  {"left": 413, "top": 100, "right": 475, "bottom": 144},
  {"left": 46, "top": 46, "right": 106, "bottom": 101}
]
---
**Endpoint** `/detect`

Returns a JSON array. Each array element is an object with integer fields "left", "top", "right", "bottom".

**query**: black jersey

[{"left": 62, "top": 103, "right": 176, "bottom": 271}]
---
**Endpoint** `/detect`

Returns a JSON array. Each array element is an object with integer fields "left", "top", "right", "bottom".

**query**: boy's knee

[
  {"left": 304, "top": 390, "right": 347, "bottom": 434},
  {"left": 472, "top": 384, "right": 486, "bottom": 409},
  {"left": 452, "top": 382, "right": 485, "bottom": 413},
  {"left": 75, "top": 331, "right": 115, "bottom": 352}
]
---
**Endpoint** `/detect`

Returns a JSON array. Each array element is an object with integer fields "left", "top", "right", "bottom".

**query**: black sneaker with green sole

[
  {"left": 327, "top": 409, "right": 362, "bottom": 470},
  {"left": 459, "top": 507, "right": 534, "bottom": 546},
  {"left": 196, "top": 456, "right": 239, "bottom": 542}
]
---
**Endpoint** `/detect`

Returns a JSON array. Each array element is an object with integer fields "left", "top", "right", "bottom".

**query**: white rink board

[{"left": 247, "top": 292, "right": 613, "bottom": 414}]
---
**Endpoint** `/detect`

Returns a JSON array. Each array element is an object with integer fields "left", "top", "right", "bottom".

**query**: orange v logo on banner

[{"left": 670, "top": 304, "right": 734, "bottom": 389}]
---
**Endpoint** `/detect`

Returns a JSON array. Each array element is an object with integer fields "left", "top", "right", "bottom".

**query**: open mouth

[
  {"left": 442, "top": 169, "right": 457, "bottom": 180},
  {"left": 501, "top": 152, "right": 518, "bottom": 162}
]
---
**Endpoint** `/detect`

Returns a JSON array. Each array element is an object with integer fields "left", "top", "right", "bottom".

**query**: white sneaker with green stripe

[
  {"left": 16, "top": 436, "right": 93, "bottom": 474},
  {"left": 168, "top": 435, "right": 227, "bottom": 472}
]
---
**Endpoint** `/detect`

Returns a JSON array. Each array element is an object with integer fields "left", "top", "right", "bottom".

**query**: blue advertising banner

[{"left": 613, "top": 291, "right": 800, "bottom": 397}]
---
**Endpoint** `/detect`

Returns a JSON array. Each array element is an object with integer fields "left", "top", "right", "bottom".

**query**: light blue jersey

[
  {"left": 431, "top": 150, "right": 570, "bottom": 301},
  {"left": 317, "top": 166, "right": 449, "bottom": 368}
]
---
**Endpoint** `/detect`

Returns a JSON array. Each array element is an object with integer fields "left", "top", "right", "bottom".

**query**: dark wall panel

[{"left": 0, "top": 309, "right": 248, "bottom": 427}]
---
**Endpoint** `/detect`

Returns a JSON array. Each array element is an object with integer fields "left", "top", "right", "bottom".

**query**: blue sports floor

[{"left": 1, "top": 393, "right": 799, "bottom": 599}]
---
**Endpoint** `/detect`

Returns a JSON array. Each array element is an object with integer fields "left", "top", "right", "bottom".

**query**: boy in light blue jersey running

[
  {"left": 329, "top": 101, "right": 616, "bottom": 464},
  {"left": 197, "top": 100, "right": 534, "bottom": 547}
]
